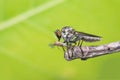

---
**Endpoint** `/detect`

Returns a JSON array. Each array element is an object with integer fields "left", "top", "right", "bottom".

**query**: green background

[{"left": 0, "top": 0, "right": 120, "bottom": 80}]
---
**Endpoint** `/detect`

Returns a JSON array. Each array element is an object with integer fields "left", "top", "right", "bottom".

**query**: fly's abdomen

[{"left": 82, "top": 36, "right": 102, "bottom": 42}]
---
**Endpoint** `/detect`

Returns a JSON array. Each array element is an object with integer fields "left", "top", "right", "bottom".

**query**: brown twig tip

[{"left": 53, "top": 41, "right": 120, "bottom": 61}]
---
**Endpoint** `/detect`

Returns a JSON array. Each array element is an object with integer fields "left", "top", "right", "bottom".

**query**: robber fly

[{"left": 55, "top": 26, "right": 102, "bottom": 57}]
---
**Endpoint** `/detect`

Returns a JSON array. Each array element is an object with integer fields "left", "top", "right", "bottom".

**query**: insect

[{"left": 55, "top": 26, "right": 102, "bottom": 57}]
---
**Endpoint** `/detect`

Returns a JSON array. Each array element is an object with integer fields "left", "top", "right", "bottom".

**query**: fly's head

[{"left": 54, "top": 29, "right": 62, "bottom": 41}]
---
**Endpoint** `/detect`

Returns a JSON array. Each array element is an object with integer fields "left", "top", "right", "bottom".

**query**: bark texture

[{"left": 54, "top": 41, "right": 120, "bottom": 61}]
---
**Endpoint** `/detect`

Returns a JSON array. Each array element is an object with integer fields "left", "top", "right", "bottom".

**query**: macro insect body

[
  {"left": 55, "top": 26, "right": 102, "bottom": 46},
  {"left": 55, "top": 26, "right": 102, "bottom": 57}
]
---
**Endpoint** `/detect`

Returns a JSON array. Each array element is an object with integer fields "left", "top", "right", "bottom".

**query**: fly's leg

[
  {"left": 62, "top": 42, "right": 71, "bottom": 59},
  {"left": 80, "top": 40, "right": 84, "bottom": 55},
  {"left": 78, "top": 40, "right": 84, "bottom": 57},
  {"left": 80, "top": 40, "right": 83, "bottom": 47},
  {"left": 68, "top": 41, "right": 77, "bottom": 58},
  {"left": 76, "top": 37, "right": 84, "bottom": 56},
  {"left": 79, "top": 40, "right": 86, "bottom": 60},
  {"left": 61, "top": 41, "right": 71, "bottom": 59},
  {"left": 66, "top": 42, "right": 71, "bottom": 58},
  {"left": 61, "top": 46, "right": 65, "bottom": 52},
  {"left": 78, "top": 40, "right": 80, "bottom": 46}
]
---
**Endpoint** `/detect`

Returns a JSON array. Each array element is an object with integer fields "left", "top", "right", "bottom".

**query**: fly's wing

[{"left": 77, "top": 31, "right": 102, "bottom": 42}]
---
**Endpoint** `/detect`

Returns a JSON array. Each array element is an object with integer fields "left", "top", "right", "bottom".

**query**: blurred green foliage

[{"left": 0, "top": 0, "right": 120, "bottom": 80}]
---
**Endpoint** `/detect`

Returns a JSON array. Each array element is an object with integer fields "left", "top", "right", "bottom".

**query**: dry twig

[{"left": 54, "top": 41, "right": 120, "bottom": 61}]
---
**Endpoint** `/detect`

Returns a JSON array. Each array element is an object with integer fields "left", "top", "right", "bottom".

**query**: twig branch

[{"left": 54, "top": 41, "right": 120, "bottom": 61}]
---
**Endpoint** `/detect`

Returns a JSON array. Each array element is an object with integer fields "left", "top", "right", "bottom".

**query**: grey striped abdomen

[{"left": 82, "top": 36, "right": 102, "bottom": 42}]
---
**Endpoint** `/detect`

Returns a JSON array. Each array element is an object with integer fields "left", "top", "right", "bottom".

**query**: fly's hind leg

[
  {"left": 66, "top": 41, "right": 74, "bottom": 58},
  {"left": 78, "top": 40, "right": 81, "bottom": 46},
  {"left": 78, "top": 40, "right": 84, "bottom": 58},
  {"left": 66, "top": 42, "right": 71, "bottom": 59},
  {"left": 80, "top": 40, "right": 83, "bottom": 47},
  {"left": 79, "top": 40, "right": 86, "bottom": 60}
]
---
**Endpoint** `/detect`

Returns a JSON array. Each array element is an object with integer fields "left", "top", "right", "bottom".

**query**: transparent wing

[{"left": 76, "top": 31, "right": 102, "bottom": 42}]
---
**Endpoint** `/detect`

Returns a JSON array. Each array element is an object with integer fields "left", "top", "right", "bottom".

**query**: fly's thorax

[{"left": 61, "top": 26, "right": 74, "bottom": 37}]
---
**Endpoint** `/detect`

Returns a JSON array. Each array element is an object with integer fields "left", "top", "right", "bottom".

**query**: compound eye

[
  {"left": 55, "top": 30, "right": 61, "bottom": 36},
  {"left": 57, "top": 31, "right": 61, "bottom": 36}
]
